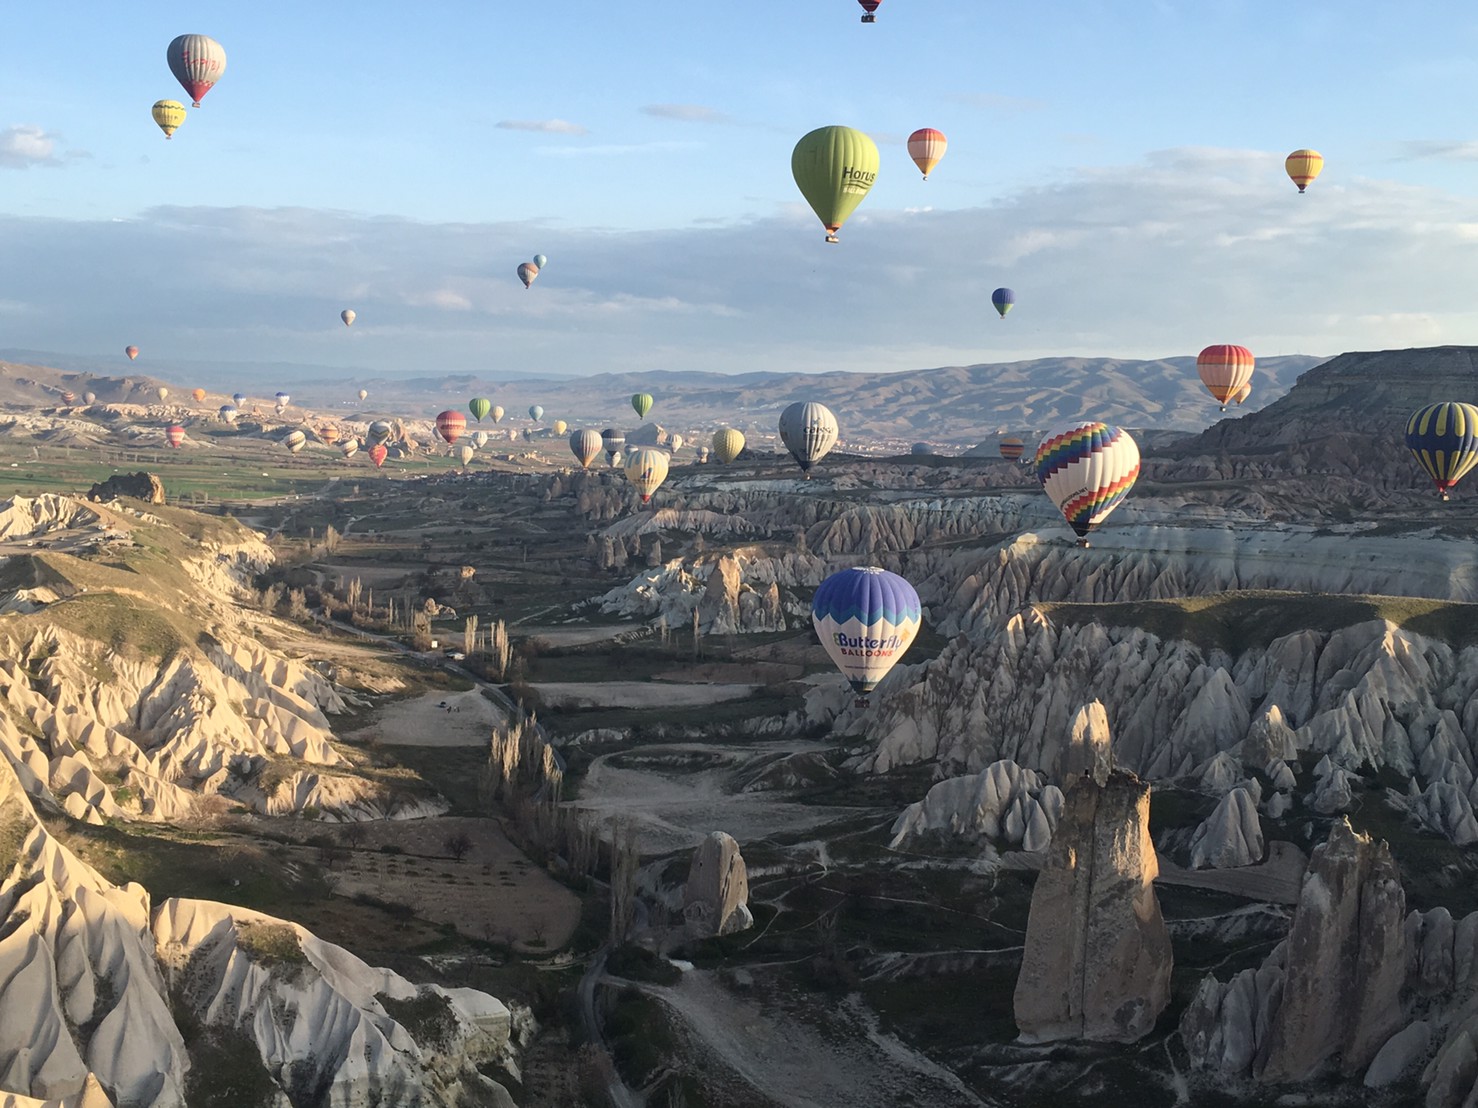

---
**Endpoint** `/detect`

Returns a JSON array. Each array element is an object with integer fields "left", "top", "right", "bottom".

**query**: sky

[{"left": 4, "top": 1, "right": 1478, "bottom": 383}]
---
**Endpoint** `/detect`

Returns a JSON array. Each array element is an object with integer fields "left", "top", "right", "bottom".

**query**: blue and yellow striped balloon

[{"left": 1406, "top": 402, "right": 1478, "bottom": 500}]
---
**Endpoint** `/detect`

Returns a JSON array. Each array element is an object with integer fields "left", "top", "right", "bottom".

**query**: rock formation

[
  {"left": 682, "top": 831, "right": 753, "bottom": 938},
  {"left": 1187, "top": 787, "right": 1264, "bottom": 869},
  {"left": 890, "top": 759, "right": 1063, "bottom": 852},
  {"left": 86, "top": 472, "right": 165, "bottom": 504},
  {"left": 0, "top": 753, "right": 518, "bottom": 1107},
  {"left": 1013, "top": 770, "right": 1171, "bottom": 1043},
  {"left": 1181, "top": 818, "right": 1407, "bottom": 1082}
]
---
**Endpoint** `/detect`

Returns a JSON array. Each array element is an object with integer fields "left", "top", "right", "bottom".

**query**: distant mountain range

[{"left": 0, "top": 348, "right": 1326, "bottom": 444}]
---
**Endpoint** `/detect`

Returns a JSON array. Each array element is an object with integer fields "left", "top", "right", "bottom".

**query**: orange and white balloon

[
  {"left": 907, "top": 128, "right": 947, "bottom": 180},
  {"left": 1196, "top": 345, "right": 1255, "bottom": 412}
]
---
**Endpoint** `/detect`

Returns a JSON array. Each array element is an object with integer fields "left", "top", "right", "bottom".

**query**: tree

[
  {"left": 463, "top": 614, "right": 479, "bottom": 657},
  {"left": 610, "top": 819, "right": 639, "bottom": 944},
  {"left": 443, "top": 831, "right": 474, "bottom": 862}
]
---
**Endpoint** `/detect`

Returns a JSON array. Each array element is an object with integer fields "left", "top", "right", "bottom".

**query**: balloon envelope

[
  {"left": 858, "top": 0, "right": 881, "bottom": 20},
  {"left": 1035, "top": 422, "right": 1141, "bottom": 542},
  {"left": 472, "top": 431, "right": 489, "bottom": 448},
  {"left": 812, "top": 567, "right": 920, "bottom": 694},
  {"left": 1286, "top": 149, "right": 1324, "bottom": 193},
  {"left": 792, "top": 126, "right": 880, "bottom": 243},
  {"left": 157, "top": 387, "right": 169, "bottom": 401},
  {"left": 624, "top": 447, "right": 670, "bottom": 503},
  {"left": 341, "top": 309, "right": 356, "bottom": 326},
  {"left": 491, "top": 406, "right": 505, "bottom": 423},
  {"left": 83, "top": 392, "right": 96, "bottom": 405},
  {"left": 358, "top": 388, "right": 368, "bottom": 401},
  {"left": 1231, "top": 383, "right": 1251, "bottom": 406},
  {"left": 528, "top": 405, "right": 544, "bottom": 422},
  {"left": 669, "top": 433, "right": 684, "bottom": 453},
  {"left": 275, "top": 392, "right": 291, "bottom": 406},
  {"left": 458, "top": 445, "right": 476, "bottom": 466},
  {"left": 632, "top": 393, "right": 654, "bottom": 419},
  {"left": 518, "top": 262, "right": 539, "bottom": 288},
  {"left": 370, "top": 444, "right": 388, "bottom": 467},
  {"left": 152, "top": 100, "right": 186, "bottom": 139},
  {"left": 341, "top": 439, "right": 359, "bottom": 458},
  {"left": 126, "top": 346, "right": 139, "bottom": 361},
  {"left": 991, "top": 288, "right": 1016, "bottom": 318},
  {"left": 533, "top": 254, "right": 548, "bottom": 268},
  {"left": 712, "top": 428, "right": 745, "bottom": 464},
  {"left": 571, "top": 429, "right": 603, "bottom": 468},
  {"left": 907, "top": 128, "right": 947, "bottom": 179},
  {"left": 231, "top": 393, "right": 246, "bottom": 407},
  {"left": 779, "top": 401, "right": 839, "bottom": 473},
  {"left": 469, "top": 397, "right": 491, "bottom": 422},
  {"left": 284, "top": 430, "right": 307, "bottom": 453},
  {"left": 368, "top": 420, "right": 392, "bottom": 443},
  {"left": 553, "top": 419, "right": 568, "bottom": 435},
  {"left": 167, "top": 35, "right": 226, "bottom": 107},
  {"left": 191, "top": 388, "right": 206, "bottom": 403},
  {"left": 601, "top": 428, "right": 626, "bottom": 461},
  {"left": 166, "top": 425, "right": 186, "bottom": 448},
  {"left": 1406, "top": 402, "right": 1478, "bottom": 499},
  {"left": 219, "top": 405, "right": 238, "bottom": 422},
  {"left": 435, "top": 410, "right": 468, "bottom": 444},
  {"left": 1197, "top": 345, "right": 1255, "bottom": 410},
  {"left": 999, "top": 436, "right": 1025, "bottom": 461}
]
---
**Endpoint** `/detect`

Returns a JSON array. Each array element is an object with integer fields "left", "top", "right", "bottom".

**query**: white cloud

[
  {"left": 1398, "top": 140, "right": 1478, "bottom": 161},
  {"left": 641, "top": 104, "right": 734, "bottom": 125},
  {"left": 0, "top": 125, "right": 66, "bottom": 168},
  {"left": 495, "top": 119, "right": 589, "bottom": 136},
  {"left": 537, "top": 140, "right": 702, "bottom": 159}
]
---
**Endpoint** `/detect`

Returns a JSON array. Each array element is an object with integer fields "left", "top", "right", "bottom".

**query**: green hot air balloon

[
  {"left": 469, "top": 397, "right": 491, "bottom": 422},
  {"left": 792, "top": 125, "right": 880, "bottom": 244},
  {"left": 632, "top": 393, "right": 654, "bottom": 420}
]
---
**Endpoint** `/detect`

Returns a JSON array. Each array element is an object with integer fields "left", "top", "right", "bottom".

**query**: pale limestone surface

[{"left": 682, "top": 831, "right": 753, "bottom": 938}]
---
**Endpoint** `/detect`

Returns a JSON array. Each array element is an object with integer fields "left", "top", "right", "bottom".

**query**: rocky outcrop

[
  {"left": 86, "top": 472, "right": 164, "bottom": 505},
  {"left": 1181, "top": 819, "right": 1407, "bottom": 1082},
  {"left": 889, "top": 759, "right": 1063, "bottom": 852},
  {"left": 0, "top": 751, "right": 518, "bottom": 1108},
  {"left": 1013, "top": 770, "right": 1171, "bottom": 1043},
  {"left": 682, "top": 831, "right": 753, "bottom": 938},
  {"left": 1187, "top": 787, "right": 1264, "bottom": 869}
]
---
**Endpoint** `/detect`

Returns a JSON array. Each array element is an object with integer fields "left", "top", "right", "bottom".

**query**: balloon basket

[
  {"left": 854, "top": 696, "right": 870, "bottom": 709},
  {"left": 861, "top": 13, "right": 876, "bottom": 21},
  {"left": 1077, "top": 538, "right": 1091, "bottom": 549},
  {"left": 825, "top": 234, "right": 839, "bottom": 244}
]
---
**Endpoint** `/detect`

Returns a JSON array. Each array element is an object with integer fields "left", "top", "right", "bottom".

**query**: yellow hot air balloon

[
  {"left": 156, "top": 387, "right": 169, "bottom": 402},
  {"left": 792, "top": 126, "right": 880, "bottom": 243},
  {"left": 152, "top": 99, "right": 186, "bottom": 140},
  {"left": 1285, "top": 149, "right": 1323, "bottom": 193},
  {"left": 553, "top": 419, "right": 568, "bottom": 435},
  {"left": 624, "top": 447, "right": 670, "bottom": 504},
  {"left": 712, "top": 428, "right": 745, "bottom": 464},
  {"left": 320, "top": 425, "right": 340, "bottom": 445}
]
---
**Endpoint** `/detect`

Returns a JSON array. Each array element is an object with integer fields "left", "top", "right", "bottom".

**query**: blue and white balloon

[{"left": 811, "top": 567, "right": 922, "bottom": 695}]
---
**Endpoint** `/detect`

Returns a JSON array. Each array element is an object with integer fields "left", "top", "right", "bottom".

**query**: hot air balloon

[
  {"left": 1286, "top": 149, "right": 1323, "bottom": 194},
  {"left": 792, "top": 126, "right": 880, "bottom": 243},
  {"left": 83, "top": 392, "right": 96, "bottom": 405},
  {"left": 697, "top": 446, "right": 710, "bottom": 463},
  {"left": 458, "top": 445, "right": 476, "bottom": 467},
  {"left": 125, "top": 346, "right": 139, "bottom": 361},
  {"left": 528, "top": 405, "right": 544, "bottom": 422},
  {"left": 624, "top": 448, "right": 670, "bottom": 504},
  {"left": 1035, "top": 421, "right": 1141, "bottom": 547},
  {"left": 992, "top": 288, "right": 1016, "bottom": 319},
  {"left": 911, "top": 443, "right": 934, "bottom": 456},
  {"left": 284, "top": 430, "right": 307, "bottom": 454},
  {"left": 518, "top": 262, "right": 539, "bottom": 289},
  {"left": 368, "top": 420, "right": 392, "bottom": 444},
  {"left": 166, "top": 425, "right": 186, "bottom": 448},
  {"left": 632, "top": 393, "right": 654, "bottom": 420},
  {"left": 858, "top": 0, "right": 881, "bottom": 22},
  {"left": 370, "top": 443, "right": 388, "bottom": 468},
  {"left": 157, "top": 387, "right": 169, "bottom": 402},
  {"left": 779, "top": 401, "right": 839, "bottom": 476},
  {"left": 341, "top": 438, "right": 359, "bottom": 459},
  {"left": 219, "top": 405, "right": 239, "bottom": 423},
  {"left": 533, "top": 254, "right": 548, "bottom": 269},
  {"left": 435, "top": 410, "right": 467, "bottom": 444},
  {"left": 491, "top": 406, "right": 505, "bottom": 423},
  {"left": 275, "top": 392, "right": 291, "bottom": 408},
  {"left": 319, "top": 425, "right": 340, "bottom": 445},
  {"left": 669, "top": 433, "right": 684, "bottom": 453},
  {"left": 570, "top": 429, "right": 603, "bottom": 469},
  {"left": 191, "top": 388, "right": 206, "bottom": 403},
  {"left": 1197, "top": 345, "right": 1255, "bottom": 411},
  {"left": 601, "top": 428, "right": 626, "bottom": 464},
  {"left": 1405, "top": 402, "right": 1478, "bottom": 501},
  {"left": 152, "top": 100, "right": 186, "bottom": 139},
  {"left": 357, "top": 388, "right": 368, "bottom": 401},
  {"left": 999, "top": 436, "right": 1025, "bottom": 461},
  {"left": 341, "top": 309, "right": 356, "bottom": 327},
  {"left": 811, "top": 567, "right": 920, "bottom": 701},
  {"left": 231, "top": 392, "right": 246, "bottom": 407},
  {"left": 1231, "top": 383, "right": 1252, "bottom": 406},
  {"left": 472, "top": 431, "right": 489, "bottom": 448},
  {"left": 713, "top": 428, "right": 745, "bottom": 464},
  {"left": 907, "top": 128, "right": 947, "bottom": 179},
  {"left": 469, "top": 397, "right": 491, "bottom": 422},
  {"left": 167, "top": 35, "right": 227, "bottom": 107}
]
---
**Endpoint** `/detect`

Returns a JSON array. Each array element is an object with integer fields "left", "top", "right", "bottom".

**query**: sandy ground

[
  {"left": 572, "top": 740, "right": 875, "bottom": 855},
  {"left": 632, "top": 970, "right": 993, "bottom": 1108},
  {"left": 521, "top": 623, "right": 641, "bottom": 647},
  {"left": 1156, "top": 840, "right": 1308, "bottom": 904},
  {"left": 345, "top": 687, "right": 504, "bottom": 746},
  {"left": 531, "top": 681, "right": 757, "bottom": 710},
  {"left": 652, "top": 662, "right": 803, "bottom": 685},
  {"left": 316, "top": 816, "right": 582, "bottom": 950}
]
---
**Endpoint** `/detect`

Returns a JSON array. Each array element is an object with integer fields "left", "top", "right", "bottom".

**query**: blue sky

[{"left": 3, "top": 1, "right": 1478, "bottom": 380}]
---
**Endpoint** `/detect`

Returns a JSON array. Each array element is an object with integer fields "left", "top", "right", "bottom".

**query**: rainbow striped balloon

[
  {"left": 1405, "top": 402, "right": 1478, "bottom": 501},
  {"left": 1034, "top": 421, "right": 1141, "bottom": 545}
]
